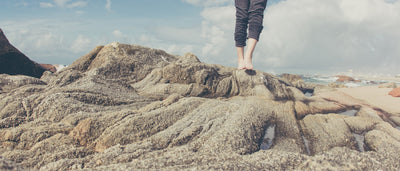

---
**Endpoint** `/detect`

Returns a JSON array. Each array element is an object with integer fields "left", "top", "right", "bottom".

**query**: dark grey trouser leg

[
  {"left": 234, "top": 0, "right": 250, "bottom": 47},
  {"left": 248, "top": 0, "right": 267, "bottom": 41},
  {"left": 234, "top": 0, "right": 268, "bottom": 47}
]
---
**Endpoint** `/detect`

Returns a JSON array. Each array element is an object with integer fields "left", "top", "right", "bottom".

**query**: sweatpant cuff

[
  {"left": 235, "top": 41, "right": 246, "bottom": 47},
  {"left": 248, "top": 24, "right": 264, "bottom": 41}
]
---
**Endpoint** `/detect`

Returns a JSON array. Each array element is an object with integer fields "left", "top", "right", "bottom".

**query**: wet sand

[{"left": 337, "top": 86, "right": 400, "bottom": 115}]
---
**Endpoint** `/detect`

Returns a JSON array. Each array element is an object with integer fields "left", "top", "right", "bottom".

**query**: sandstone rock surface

[
  {"left": 379, "top": 82, "right": 397, "bottom": 88},
  {"left": 389, "top": 88, "right": 400, "bottom": 97},
  {"left": 280, "top": 73, "right": 316, "bottom": 95},
  {"left": 328, "top": 82, "right": 347, "bottom": 88},
  {"left": 1, "top": 42, "right": 399, "bottom": 170},
  {"left": 0, "top": 28, "right": 45, "bottom": 78},
  {"left": 39, "top": 64, "right": 57, "bottom": 73}
]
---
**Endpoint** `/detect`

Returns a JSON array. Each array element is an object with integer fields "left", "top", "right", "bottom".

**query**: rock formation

[
  {"left": 0, "top": 28, "right": 46, "bottom": 78},
  {"left": 280, "top": 73, "right": 316, "bottom": 94},
  {"left": 379, "top": 82, "right": 397, "bottom": 89},
  {"left": 336, "top": 75, "right": 360, "bottom": 82},
  {"left": 328, "top": 82, "right": 347, "bottom": 88},
  {"left": 389, "top": 88, "right": 400, "bottom": 97},
  {"left": 39, "top": 64, "right": 57, "bottom": 73},
  {"left": 1, "top": 42, "right": 400, "bottom": 170}
]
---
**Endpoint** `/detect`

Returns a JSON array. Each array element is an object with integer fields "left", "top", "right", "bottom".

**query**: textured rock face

[
  {"left": 0, "top": 156, "right": 20, "bottom": 171},
  {"left": 0, "top": 28, "right": 45, "bottom": 78},
  {"left": 279, "top": 73, "right": 316, "bottom": 94},
  {"left": 1, "top": 42, "right": 400, "bottom": 170},
  {"left": 389, "top": 88, "right": 400, "bottom": 97},
  {"left": 39, "top": 64, "right": 57, "bottom": 73},
  {"left": 328, "top": 82, "right": 347, "bottom": 88}
]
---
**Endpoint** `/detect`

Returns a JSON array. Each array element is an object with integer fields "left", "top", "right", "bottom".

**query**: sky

[{"left": 1, "top": 0, "right": 399, "bottom": 75}]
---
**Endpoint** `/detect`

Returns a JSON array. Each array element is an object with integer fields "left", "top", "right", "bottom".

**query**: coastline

[
  {"left": 301, "top": 74, "right": 400, "bottom": 87},
  {"left": 337, "top": 86, "right": 400, "bottom": 115}
]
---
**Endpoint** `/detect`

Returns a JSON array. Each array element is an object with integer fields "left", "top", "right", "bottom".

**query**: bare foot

[
  {"left": 243, "top": 38, "right": 257, "bottom": 70},
  {"left": 244, "top": 59, "right": 253, "bottom": 70},
  {"left": 237, "top": 47, "right": 246, "bottom": 70},
  {"left": 238, "top": 60, "right": 246, "bottom": 70}
]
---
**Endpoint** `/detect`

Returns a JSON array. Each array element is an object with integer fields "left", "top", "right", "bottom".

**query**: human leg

[
  {"left": 235, "top": 0, "right": 250, "bottom": 69},
  {"left": 244, "top": 0, "right": 267, "bottom": 70},
  {"left": 244, "top": 38, "right": 258, "bottom": 70},
  {"left": 234, "top": 0, "right": 250, "bottom": 47},
  {"left": 237, "top": 47, "right": 245, "bottom": 69},
  {"left": 248, "top": 0, "right": 267, "bottom": 41}
]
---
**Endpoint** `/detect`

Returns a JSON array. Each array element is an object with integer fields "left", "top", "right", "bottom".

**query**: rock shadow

[
  {"left": 245, "top": 69, "right": 256, "bottom": 75},
  {"left": 338, "top": 109, "right": 359, "bottom": 117},
  {"left": 260, "top": 123, "right": 276, "bottom": 150},
  {"left": 352, "top": 133, "right": 371, "bottom": 152},
  {"left": 303, "top": 90, "right": 314, "bottom": 97}
]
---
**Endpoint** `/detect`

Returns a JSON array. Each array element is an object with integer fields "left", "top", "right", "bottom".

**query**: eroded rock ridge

[{"left": 1, "top": 42, "right": 400, "bottom": 170}]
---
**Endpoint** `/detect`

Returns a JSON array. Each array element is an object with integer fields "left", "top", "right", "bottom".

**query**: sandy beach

[{"left": 337, "top": 86, "right": 400, "bottom": 115}]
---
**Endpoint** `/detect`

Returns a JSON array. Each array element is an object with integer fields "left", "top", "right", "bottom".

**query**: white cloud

[
  {"left": 4, "top": 0, "right": 399, "bottom": 75},
  {"left": 110, "top": 30, "right": 134, "bottom": 43},
  {"left": 153, "top": 26, "right": 203, "bottom": 44},
  {"left": 67, "top": 1, "right": 87, "bottom": 8},
  {"left": 193, "top": 0, "right": 400, "bottom": 74},
  {"left": 255, "top": 0, "right": 400, "bottom": 74},
  {"left": 136, "top": 33, "right": 196, "bottom": 58},
  {"left": 198, "top": 5, "right": 235, "bottom": 65},
  {"left": 181, "top": 0, "right": 201, "bottom": 6},
  {"left": 40, "top": 2, "right": 54, "bottom": 8},
  {"left": 201, "top": 6, "right": 234, "bottom": 30},
  {"left": 106, "top": 0, "right": 112, "bottom": 12},
  {"left": 41, "top": 0, "right": 87, "bottom": 8},
  {"left": 112, "top": 30, "right": 123, "bottom": 38},
  {"left": 182, "top": 0, "right": 231, "bottom": 7},
  {"left": 75, "top": 10, "right": 86, "bottom": 15},
  {"left": 139, "top": 34, "right": 161, "bottom": 44},
  {"left": 35, "top": 32, "right": 59, "bottom": 48},
  {"left": 1, "top": 19, "right": 99, "bottom": 64},
  {"left": 1, "top": 25, "right": 65, "bottom": 63},
  {"left": 71, "top": 35, "right": 91, "bottom": 53},
  {"left": 16, "top": 2, "right": 29, "bottom": 7},
  {"left": 201, "top": 24, "right": 228, "bottom": 57},
  {"left": 54, "top": 0, "right": 70, "bottom": 7},
  {"left": 168, "top": 44, "right": 194, "bottom": 55}
]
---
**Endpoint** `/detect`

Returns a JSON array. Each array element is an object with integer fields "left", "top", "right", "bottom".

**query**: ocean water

[
  {"left": 299, "top": 75, "right": 400, "bottom": 87},
  {"left": 301, "top": 75, "right": 338, "bottom": 85},
  {"left": 55, "top": 64, "right": 68, "bottom": 72}
]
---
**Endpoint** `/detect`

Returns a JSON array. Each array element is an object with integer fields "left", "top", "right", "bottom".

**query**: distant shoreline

[{"left": 299, "top": 74, "right": 400, "bottom": 87}]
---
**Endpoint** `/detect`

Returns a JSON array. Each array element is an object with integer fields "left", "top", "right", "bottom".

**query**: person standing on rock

[{"left": 235, "top": 0, "right": 268, "bottom": 70}]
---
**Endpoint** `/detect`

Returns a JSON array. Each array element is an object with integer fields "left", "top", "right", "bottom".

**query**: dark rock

[{"left": 0, "top": 28, "right": 45, "bottom": 78}]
